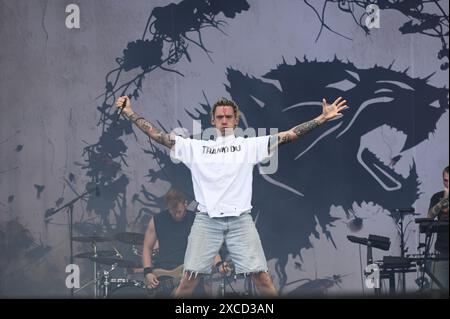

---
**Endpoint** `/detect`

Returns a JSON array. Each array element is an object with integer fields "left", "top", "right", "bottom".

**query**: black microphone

[
  {"left": 394, "top": 207, "right": 415, "bottom": 213},
  {"left": 347, "top": 235, "right": 368, "bottom": 246},
  {"left": 86, "top": 182, "right": 100, "bottom": 196},
  {"left": 117, "top": 96, "right": 129, "bottom": 116},
  {"left": 347, "top": 234, "right": 391, "bottom": 250}
]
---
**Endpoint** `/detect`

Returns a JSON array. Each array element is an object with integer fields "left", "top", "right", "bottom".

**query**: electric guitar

[
  {"left": 145, "top": 264, "right": 184, "bottom": 296},
  {"left": 143, "top": 261, "right": 235, "bottom": 297}
]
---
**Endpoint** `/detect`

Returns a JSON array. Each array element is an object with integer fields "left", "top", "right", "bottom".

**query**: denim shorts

[{"left": 183, "top": 211, "right": 268, "bottom": 275}]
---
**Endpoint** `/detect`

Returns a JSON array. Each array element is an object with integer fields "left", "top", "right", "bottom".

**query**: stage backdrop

[{"left": 0, "top": 0, "right": 448, "bottom": 297}]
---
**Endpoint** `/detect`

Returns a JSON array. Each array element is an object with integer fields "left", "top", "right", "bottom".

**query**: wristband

[{"left": 143, "top": 267, "right": 154, "bottom": 276}]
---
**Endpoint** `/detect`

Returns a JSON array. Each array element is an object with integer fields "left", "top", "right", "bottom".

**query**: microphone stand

[
  {"left": 419, "top": 220, "right": 445, "bottom": 290},
  {"left": 45, "top": 186, "right": 98, "bottom": 298},
  {"left": 365, "top": 241, "right": 381, "bottom": 296},
  {"left": 393, "top": 208, "right": 416, "bottom": 294},
  {"left": 398, "top": 210, "right": 406, "bottom": 294}
]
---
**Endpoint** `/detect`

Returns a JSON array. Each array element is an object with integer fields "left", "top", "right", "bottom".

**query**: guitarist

[{"left": 142, "top": 187, "right": 225, "bottom": 296}]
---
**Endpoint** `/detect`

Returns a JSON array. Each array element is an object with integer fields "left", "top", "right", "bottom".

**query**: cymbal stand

[
  {"left": 365, "top": 243, "right": 381, "bottom": 296},
  {"left": 71, "top": 241, "right": 104, "bottom": 298},
  {"left": 74, "top": 278, "right": 97, "bottom": 296},
  {"left": 99, "top": 264, "right": 117, "bottom": 298},
  {"left": 93, "top": 241, "right": 98, "bottom": 298},
  {"left": 398, "top": 211, "right": 407, "bottom": 294}
]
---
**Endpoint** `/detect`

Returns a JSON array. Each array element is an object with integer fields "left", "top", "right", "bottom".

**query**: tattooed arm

[
  {"left": 127, "top": 112, "right": 175, "bottom": 149},
  {"left": 269, "top": 97, "right": 348, "bottom": 152},
  {"left": 116, "top": 96, "right": 175, "bottom": 149},
  {"left": 268, "top": 117, "right": 324, "bottom": 152}
]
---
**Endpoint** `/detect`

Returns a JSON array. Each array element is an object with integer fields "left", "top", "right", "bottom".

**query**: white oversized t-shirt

[{"left": 171, "top": 134, "right": 271, "bottom": 217}]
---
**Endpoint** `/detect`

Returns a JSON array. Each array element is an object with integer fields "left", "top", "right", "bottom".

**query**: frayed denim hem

[{"left": 237, "top": 269, "right": 269, "bottom": 277}]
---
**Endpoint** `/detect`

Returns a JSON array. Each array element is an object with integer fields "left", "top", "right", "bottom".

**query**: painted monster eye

[
  {"left": 430, "top": 99, "right": 440, "bottom": 109},
  {"left": 326, "top": 79, "right": 357, "bottom": 92},
  {"left": 250, "top": 95, "right": 266, "bottom": 108}
]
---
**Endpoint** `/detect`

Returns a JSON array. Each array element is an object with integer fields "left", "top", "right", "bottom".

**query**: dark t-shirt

[
  {"left": 429, "top": 191, "right": 449, "bottom": 255},
  {"left": 153, "top": 210, "right": 195, "bottom": 269}
]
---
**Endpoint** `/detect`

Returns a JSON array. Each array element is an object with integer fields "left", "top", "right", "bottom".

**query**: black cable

[
  {"left": 359, "top": 244, "right": 365, "bottom": 295},
  {"left": 215, "top": 262, "right": 238, "bottom": 296}
]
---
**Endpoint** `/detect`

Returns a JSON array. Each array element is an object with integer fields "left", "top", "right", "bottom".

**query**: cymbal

[
  {"left": 89, "top": 257, "right": 141, "bottom": 268},
  {"left": 74, "top": 250, "right": 117, "bottom": 259},
  {"left": 72, "top": 235, "right": 112, "bottom": 243},
  {"left": 114, "top": 232, "right": 144, "bottom": 245}
]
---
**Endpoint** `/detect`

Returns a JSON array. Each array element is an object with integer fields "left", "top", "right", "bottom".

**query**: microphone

[
  {"left": 86, "top": 182, "right": 100, "bottom": 196},
  {"left": 347, "top": 234, "right": 391, "bottom": 250},
  {"left": 347, "top": 235, "right": 368, "bottom": 246},
  {"left": 394, "top": 207, "right": 415, "bottom": 213},
  {"left": 116, "top": 96, "right": 129, "bottom": 116}
]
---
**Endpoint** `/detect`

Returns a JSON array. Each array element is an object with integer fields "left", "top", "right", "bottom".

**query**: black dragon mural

[{"left": 142, "top": 57, "right": 448, "bottom": 293}]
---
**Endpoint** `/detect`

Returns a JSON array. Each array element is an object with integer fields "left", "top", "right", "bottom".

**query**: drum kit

[
  {"left": 72, "top": 232, "right": 151, "bottom": 298},
  {"left": 70, "top": 230, "right": 252, "bottom": 298}
]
